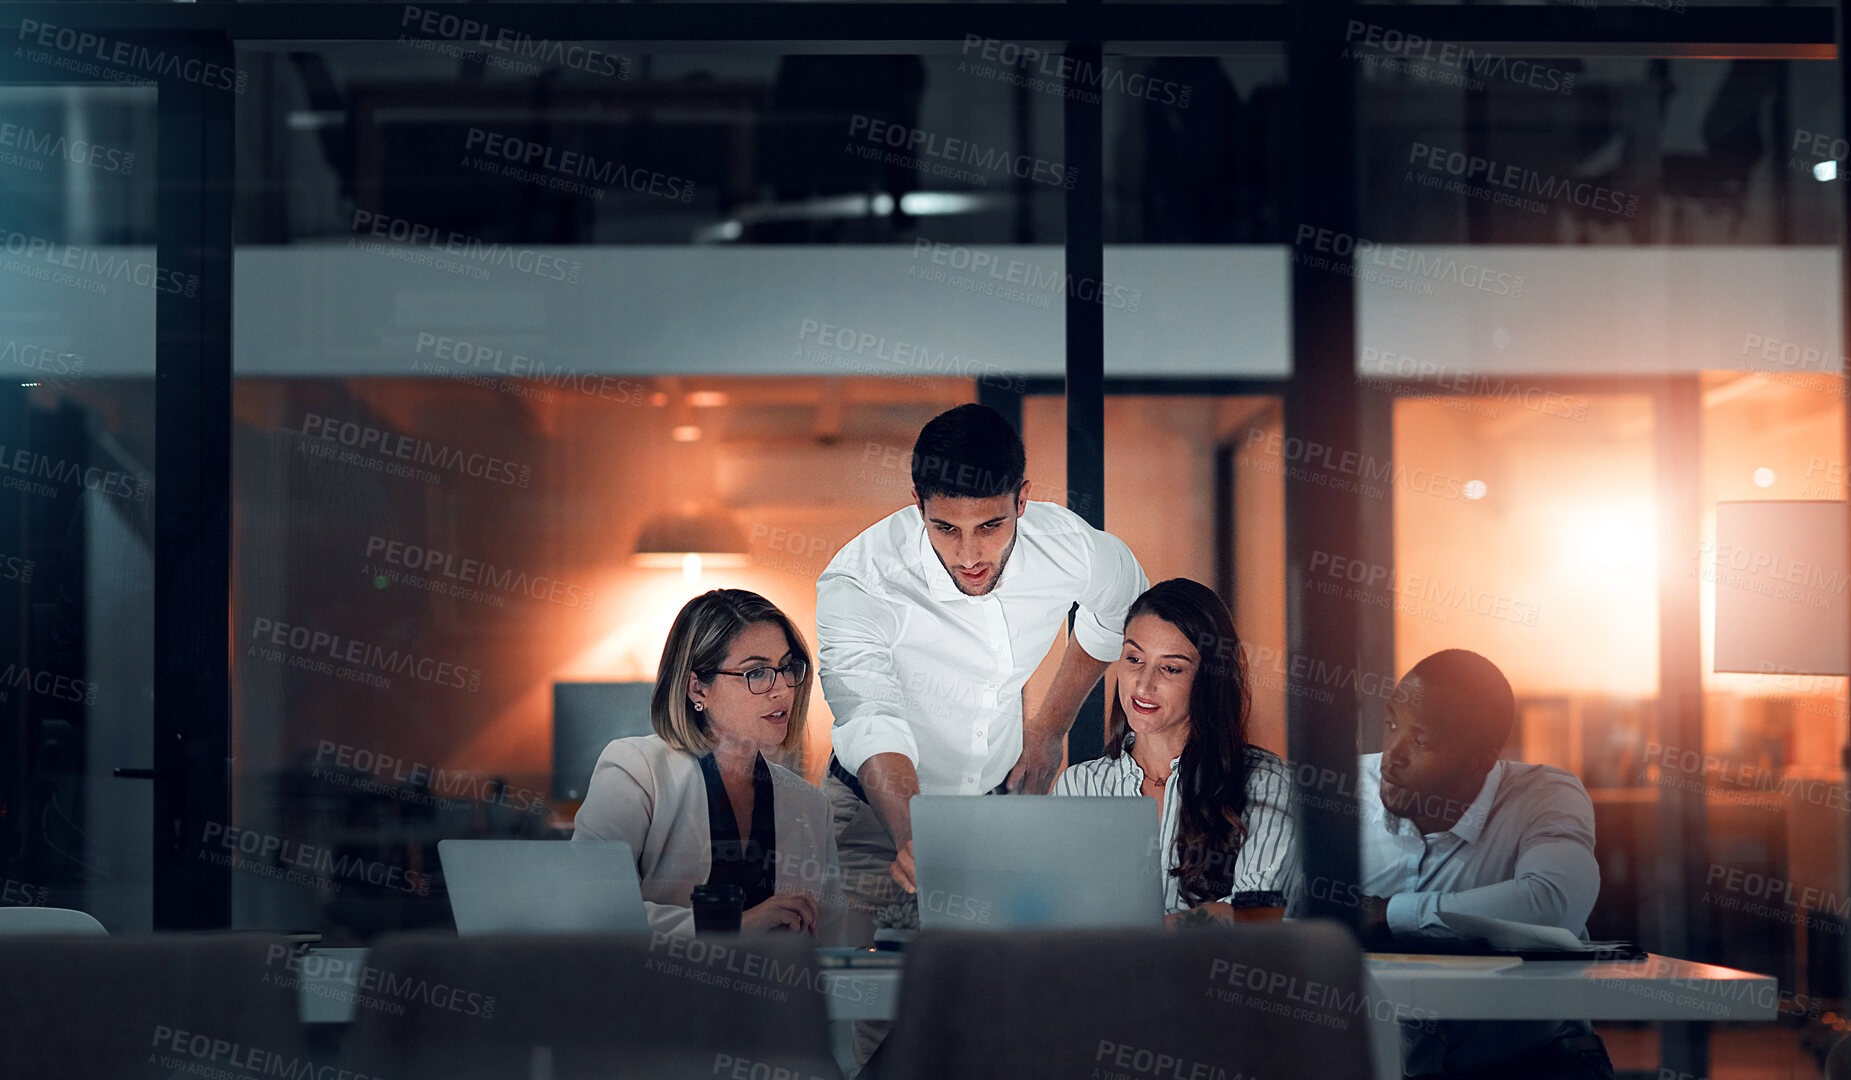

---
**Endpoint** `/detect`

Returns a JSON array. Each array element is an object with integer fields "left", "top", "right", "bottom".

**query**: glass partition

[
  {"left": 232, "top": 45, "right": 1069, "bottom": 939},
  {"left": 0, "top": 83, "right": 159, "bottom": 932},
  {"left": 1351, "top": 53, "right": 1846, "bottom": 1079}
]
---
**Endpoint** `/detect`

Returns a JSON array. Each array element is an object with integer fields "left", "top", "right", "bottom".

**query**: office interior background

[{"left": 0, "top": 1, "right": 1846, "bottom": 1077}]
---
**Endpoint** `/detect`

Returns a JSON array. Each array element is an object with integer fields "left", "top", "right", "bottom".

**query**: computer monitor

[
  {"left": 552, "top": 681, "right": 656, "bottom": 800},
  {"left": 910, "top": 795, "right": 1163, "bottom": 930}
]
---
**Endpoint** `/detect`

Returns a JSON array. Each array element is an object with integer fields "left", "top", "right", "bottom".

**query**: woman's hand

[
  {"left": 1164, "top": 901, "right": 1235, "bottom": 929},
  {"left": 741, "top": 892, "right": 821, "bottom": 934}
]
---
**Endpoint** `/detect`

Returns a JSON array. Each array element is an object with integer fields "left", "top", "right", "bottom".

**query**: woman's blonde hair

[{"left": 652, "top": 588, "right": 813, "bottom": 756}]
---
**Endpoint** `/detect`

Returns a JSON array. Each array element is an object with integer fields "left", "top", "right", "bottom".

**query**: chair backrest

[
  {"left": 880, "top": 920, "right": 1373, "bottom": 1080},
  {"left": 0, "top": 906, "right": 107, "bottom": 936},
  {"left": 1828, "top": 1034, "right": 1851, "bottom": 1080},
  {"left": 341, "top": 932, "right": 845, "bottom": 1080},
  {"left": 0, "top": 934, "right": 305, "bottom": 1080}
]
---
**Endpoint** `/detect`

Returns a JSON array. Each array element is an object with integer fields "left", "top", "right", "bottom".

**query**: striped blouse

[{"left": 1051, "top": 735, "right": 1299, "bottom": 915}]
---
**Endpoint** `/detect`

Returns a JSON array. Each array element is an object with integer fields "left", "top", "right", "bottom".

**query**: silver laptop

[
  {"left": 437, "top": 839, "right": 650, "bottom": 935},
  {"left": 910, "top": 795, "right": 1162, "bottom": 930}
]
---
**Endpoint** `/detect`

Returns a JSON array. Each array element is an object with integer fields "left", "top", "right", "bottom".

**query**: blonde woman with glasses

[{"left": 573, "top": 589, "right": 843, "bottom": 938}]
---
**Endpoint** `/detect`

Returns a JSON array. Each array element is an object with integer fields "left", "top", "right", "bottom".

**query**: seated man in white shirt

[
  {"left": 1357, "top": 649, "right": 1614, "bottom": 1080},
  {"left": 816, "top": 401, "right": 1148, "bottom": 922}
]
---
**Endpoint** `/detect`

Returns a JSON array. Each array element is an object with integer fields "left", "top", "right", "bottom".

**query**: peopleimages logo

[
  {"left": 313, "top": 740, "right": 550, "bottom": 816},
  {"left": 0, "top": 875, "right": 48, "bottom": 906},
  {"left": 348, "top": 209, "right": 583, "bottom": 284},
  {"left": 0, "top": 123, "right": 133, "bottom": 175},
  {"left": 796, "top": 319, "right": 1026, "bottom": 391},
  {"left": 365, "top": 535, "right": 597, "bottom": 611},
  {"left": 413, "top": 332, "right": 650, "bottom": 404},
  {"left": 959, "top": 36, "right": 1191, "bottom": 108},
  {"left": 248, "top": 616, "right": 483, "bottom": 693},
  {"left": 1408, "top": 142, "right": 1639, "bottom": 217},
  {"left": 1359, "top": 346, "right": 1590, "bottom": 423},
  {"left": 1343, "top": 21, "right": 1576, "bottom": 96},
  {"left": 1308, "top": 549, "right": 1542, "bottom": 627},
  {"left": 0, "top": 226, "right": 199, "bottom": 297},
  {"left": 1206, "top": 957, "right": 1440, "bottom": 1033},
  {"left": 200, "top": 822, "right": 432, "bottom": 896},
  {"left": 1240, "top": 425, "right": 1475, "bottom": 503},
  {"left": 1094, "top": 1040, "right": 1237, "bottom": 1080},
  {"left": 1293, "top": 225, "right": 1525, "bottom": 298},
  {"left": 0, "top": 339, "right": 83, "bottom": 378},
  {"left": 300, "top": 412, "right": 533, "bottom": 488},
  {"left": 0, "top": 663, "right": 97, "bottom": 705},
  {"left": 151, "top": 1027, "right": 384, "bottom": 1080},
  {"left": 1791, "top": 127, "right": 1847, "bottom": 168},
  {"left": 847, "top": 115, "right": 1076, "bottom": 189},
  {"left": 264, "top": 944, "right": 498, "bottom": 1020},
  {"left": 464, "top": 127, "right": 696, "bottom": 202},
  {"left": 910, "top": 239, "right": 1142, "bottom": 310},
  {"left": 0, "top": 441, "right": 147, "bottom": 503},
  {"left": 398, "top": 4, "right": 631, "bottom": 79},
  {"left": 15, "top": 20, "right": 250, "bottom": 94}
]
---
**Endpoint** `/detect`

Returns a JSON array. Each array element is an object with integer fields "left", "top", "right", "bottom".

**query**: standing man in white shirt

[{"left": 816, "top": 403, "right": 1149, "bottom": 923}]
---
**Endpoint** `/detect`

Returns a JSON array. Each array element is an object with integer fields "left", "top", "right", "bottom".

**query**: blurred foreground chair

[
  {"left": 0, "top": 934, "right": 303, "bottom": 1079},
  {"left": 1827, "top": 1033, "right": 1851, "bottom": 1080},
  {"left": 0, "top": 906, "right": 107, "bottom": 935},
  {"left": 341, "top": 933, "right": 844, "bottom": 1080},
  {"left": 877, "top": 920, "right": 1371, "bottom": 1080}
]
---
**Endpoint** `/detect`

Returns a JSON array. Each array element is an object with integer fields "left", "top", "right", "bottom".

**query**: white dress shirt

[
  {"left": 817, "top": 499, "right": 1147, "bottom": 795},
  {"left": 1052, "top": 734, "right": 1298, "bottom": 914},
  {"left": 1356, "top": 751, "right": 1601, "bottom": 1075}
]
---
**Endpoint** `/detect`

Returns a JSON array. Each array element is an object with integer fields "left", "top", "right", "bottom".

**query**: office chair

[
  {"left": 0, "top": 934, "right": 304, "bottom": 1079},
  {"left": 878, "top": 921, "right": 1373, "bottom": 1080},
  {"left": 0, "top": 905, "right": 107, "bottom": 935},
  {"left": 341, "top": 932, "right": 844, "bottom": 1080}
]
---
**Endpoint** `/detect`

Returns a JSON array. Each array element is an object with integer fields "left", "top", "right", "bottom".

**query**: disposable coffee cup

[{"left": 691, "top": 884, "right": 745, "bottom": 934}]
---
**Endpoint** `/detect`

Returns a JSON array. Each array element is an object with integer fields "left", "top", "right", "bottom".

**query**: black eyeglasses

[{"left": 708, "top": 657, "right": 808, "bottom": 695}]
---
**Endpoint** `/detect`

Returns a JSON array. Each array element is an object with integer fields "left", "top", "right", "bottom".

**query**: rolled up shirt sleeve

[
  {"left": 1385, "top": 780, "right": 1600, "bottom": 938},
  {"left": 1221, "top": 754, "right": 1299, "bottom": 902},
  {"left": 816, "top": 571, "right": 917, "bottom": 776},
  {"left": 1069, "top": 528, "right": 1149, "bottom": 662}
]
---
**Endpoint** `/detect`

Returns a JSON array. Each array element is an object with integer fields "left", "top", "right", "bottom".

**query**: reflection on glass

[
  {"left": 0, "top": 84, "right": 158, "bottom": 933},
  {"left": 1357, "top": 57, "right": 1838, "bottom": 246},
  {"left": 241, "top": 50, "right": 1065, "bottom": 248},
  {"left": 1102, "top": 396, "right": 1286, "bottom": 756},
  {"left": 231, "top": 374, "right": 1003, "bottom": 936}
]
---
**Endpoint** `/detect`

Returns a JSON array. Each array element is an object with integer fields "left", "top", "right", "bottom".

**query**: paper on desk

[
  {"left": 1435, "top": 911, "right": 1600, "bottom": 951},
  {"left": 1368, "top": 953, "right": 1525, "bottom": 972}
]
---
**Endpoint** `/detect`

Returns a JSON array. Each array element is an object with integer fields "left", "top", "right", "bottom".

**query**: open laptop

[
  {"left": 437, "top": 839, "right": 650, "bottom": 935},
  {"left": 909, "top": 795, "right": 1162, "bottom": 930}
]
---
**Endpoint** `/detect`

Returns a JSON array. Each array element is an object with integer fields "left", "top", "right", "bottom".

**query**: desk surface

[
  {"left": 826, "top": 953, "right": 1779, "bottom": 1024},
  {"left": 1363, "top": 952, "right": 1777, "bottom": 1022},
  {"left": 295, "top": 946, "right": 1775, "bottom": 1025}
]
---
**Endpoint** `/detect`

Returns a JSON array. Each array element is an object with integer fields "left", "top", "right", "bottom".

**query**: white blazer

[{"left": 571, "top": 734, "right": 846, "bottom": 940}]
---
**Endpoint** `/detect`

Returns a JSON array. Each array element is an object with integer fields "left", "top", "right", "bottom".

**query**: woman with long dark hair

[{"left": 1052, "top": 577, "right": 1296, "bottom": 925}]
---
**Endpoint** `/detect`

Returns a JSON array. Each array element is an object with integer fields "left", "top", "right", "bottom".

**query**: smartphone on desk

[{"left": 815, "top": 946, "right": 905, "bottom": 968}]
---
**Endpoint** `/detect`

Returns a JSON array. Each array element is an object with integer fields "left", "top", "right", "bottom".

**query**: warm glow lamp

[
  {"left": 1711, "top": 500, "right": 1850, "bottom": 676},
  {"left": 632, "top": 508, "right": 750, "bottom": 583}
]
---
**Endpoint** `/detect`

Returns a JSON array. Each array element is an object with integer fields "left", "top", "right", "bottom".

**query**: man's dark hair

[
  {"left": 911, "top": 404, "right": 1026, "bottom": 501},
  {"left": 1399, "top": 649, "right": 1516, "bottom": 753}
]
